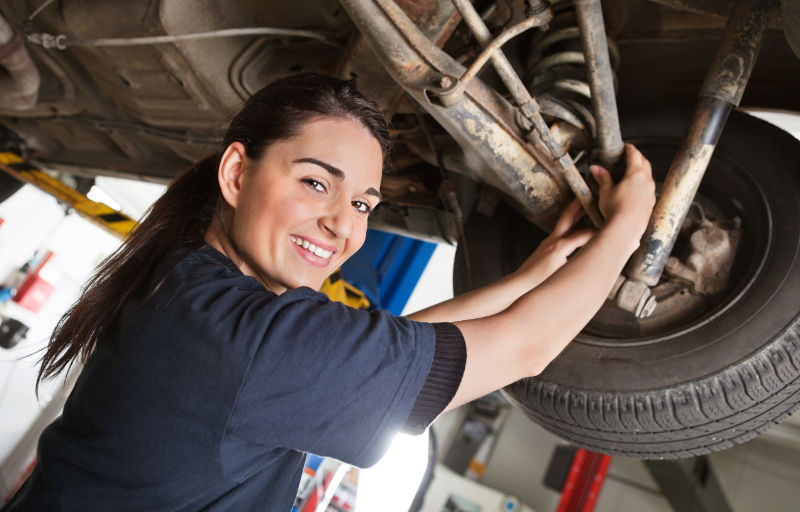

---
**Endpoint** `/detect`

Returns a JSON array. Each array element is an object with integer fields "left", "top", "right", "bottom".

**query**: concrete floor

[{"left": 433, "top": 404, "right": 800, "bottom": 512}]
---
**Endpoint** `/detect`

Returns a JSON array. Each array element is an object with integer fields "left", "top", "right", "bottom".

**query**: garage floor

[{"left": 433, "top": 404, "right": 800, "bottom": 512}]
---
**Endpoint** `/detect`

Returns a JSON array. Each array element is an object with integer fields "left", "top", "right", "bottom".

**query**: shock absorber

[{"left": 526, "top": 0, "right": 620, "bottom": 159}]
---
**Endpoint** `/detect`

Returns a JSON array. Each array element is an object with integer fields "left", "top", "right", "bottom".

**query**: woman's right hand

[
  {"left": 442, "top": 142, "right": 658, "bottom": 412},
  {"left": 590, "top": 143, "right": 656, "bottom": 244}
]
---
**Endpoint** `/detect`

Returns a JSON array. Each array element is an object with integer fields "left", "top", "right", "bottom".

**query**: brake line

[{"left": 25, "top": 26, "right": 345, "bottom": 50}]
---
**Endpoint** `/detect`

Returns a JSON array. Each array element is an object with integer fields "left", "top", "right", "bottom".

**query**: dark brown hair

[{"left": 37, "top": 73, "right": 390, "bottom": 387}]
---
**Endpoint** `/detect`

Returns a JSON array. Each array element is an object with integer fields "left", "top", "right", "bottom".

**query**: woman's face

[{"left": 215, "top": 117, "right": 384, "bottom": 294}]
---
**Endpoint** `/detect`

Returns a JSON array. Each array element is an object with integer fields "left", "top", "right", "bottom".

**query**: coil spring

[{"left": 526, "top": 1, "right": 620, "bottom": 152}]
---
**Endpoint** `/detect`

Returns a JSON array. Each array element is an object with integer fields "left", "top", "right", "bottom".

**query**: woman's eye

[
  {"left": 302, "top": 179, "right": 326, "bottom": 193},
  {"left": 353, "top": 200, "right": 372, "bottom": 214}
]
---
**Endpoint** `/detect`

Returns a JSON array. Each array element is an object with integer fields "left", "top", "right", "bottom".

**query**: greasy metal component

[
  {"left": 26, "top": 27, "right": 345, "bottom": 49},
  {"left": 448, "top": 0, "right": 604, "bottom": 227},
  {"left": 627, "top": 97, "right": 730, "bottom": 286},
  {"left": 594, "top": 196, "right": 735, "bottom": 328},
  {"left": 664, "top": 211, "right": 742, "bottom": 296},
  {"left": 530, "top": 51, "right": 585, "bottom": 77},
  {"left": 608, "top": 276, "right": 658, "bottom": 318},
  {"left": 627, "top": 0, "right": 778, "bottom": 287},
  {"left": 539, "top": 97, "right": 588, "bottom": 131},
  {"left": 527, "top": 23, "right": 618, "bottom": 137},
  {"left": 338, "top": 0, "right": 462, "bottom": 113},
  {"left": 0, "top": 13, "right": 41, "bottom": 110},
  {"left": 339, "top": 0, "right": 570, "bottom": 231},
  {"left": 784, "top": 0, "right": 800, "bottom": 59},
  {"left": 549, "top": 121, "right": 591, "bottom": 154},
  {"left": 573, "top": 0, "right": 624, "bottom": 176},
  {"left": 648, "top": 0, "right": 733, "bottom": 18},
  {"left": 446, "top": 1, "right": 553, "bottom": 98},
  {"left": 700, "top": 0, "right": 781, "bottom": 105}
]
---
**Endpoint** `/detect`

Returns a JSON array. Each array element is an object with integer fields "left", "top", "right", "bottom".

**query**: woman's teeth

[{"left": 290, "top": 236, "right": 332, "bottom": 259}]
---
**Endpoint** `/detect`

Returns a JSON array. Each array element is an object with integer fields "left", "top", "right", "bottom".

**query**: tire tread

[{"left": 504, "top": 319, "right": 800, "bottom": 458}]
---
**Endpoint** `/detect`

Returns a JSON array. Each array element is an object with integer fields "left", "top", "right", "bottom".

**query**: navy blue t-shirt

[{"left": 4, "top": 245, "right": 465, "bottom": 511}]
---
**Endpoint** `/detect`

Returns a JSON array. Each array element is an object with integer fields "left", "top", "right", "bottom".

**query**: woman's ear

[{"left": 218, "top": 142, "right": 247, "bottom": 208}]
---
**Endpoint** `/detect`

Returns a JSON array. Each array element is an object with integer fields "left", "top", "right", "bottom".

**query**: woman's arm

[
  {"left": 407, "top": 199, "right": 594, "bottom": 323},
  {"left": 442, "top": 144, "right": 656, "bottom": 411}
]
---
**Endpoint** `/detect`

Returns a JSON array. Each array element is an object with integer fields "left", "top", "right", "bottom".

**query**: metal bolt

[
  {"left": 608, "top": 275, "right": 626, "bottom": 300},
  {"left": 438, "top": 76, "right": 452, "bottom": 88},
  {"left": 637, "top": 295, "right": 658, "bottom": 318}
]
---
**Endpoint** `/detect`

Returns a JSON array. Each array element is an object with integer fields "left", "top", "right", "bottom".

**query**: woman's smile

[{"left": 289, "top": 235, "right": 335, "bottom": 265}]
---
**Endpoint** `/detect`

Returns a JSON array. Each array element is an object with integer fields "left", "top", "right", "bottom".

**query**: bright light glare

[{"left": 355, "top": 431, "right": 430, "bottom": 512}]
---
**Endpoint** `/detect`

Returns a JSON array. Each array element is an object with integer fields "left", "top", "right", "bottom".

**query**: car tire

[{"left": 454, "top": 109, "right": 800, "bottom": 458}]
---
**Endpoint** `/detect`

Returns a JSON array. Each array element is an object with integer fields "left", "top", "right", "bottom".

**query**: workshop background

[{"left": 2, "top": 110, "right": 800, "bottom": 511}]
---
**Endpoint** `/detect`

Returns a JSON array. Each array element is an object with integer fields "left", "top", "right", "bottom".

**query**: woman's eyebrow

[
  {"left": 294, "top": 157, "right": 382, "bottom": 201},
  {"left": 295, "top": 157, "right": 344, "bottom": 180}
]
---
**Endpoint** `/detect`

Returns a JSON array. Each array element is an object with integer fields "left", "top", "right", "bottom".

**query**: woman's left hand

[
  {"left": 514, "top": 199, "right": 596, "bottom": 288},
  {"left": 408, "top": 199, "right": 595, "bottom": 324}
]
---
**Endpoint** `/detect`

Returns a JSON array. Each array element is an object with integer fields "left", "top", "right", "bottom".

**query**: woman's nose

[{"left": 320, "top": 200, "right": 353, "bottom": 239}]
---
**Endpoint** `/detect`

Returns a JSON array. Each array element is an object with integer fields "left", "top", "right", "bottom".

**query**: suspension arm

[
  {"left": 626, "top": 0, "right": 779, "bottom": 288},
  {"left": 573, "top": 0, "right": 625, "bottom": 177}
]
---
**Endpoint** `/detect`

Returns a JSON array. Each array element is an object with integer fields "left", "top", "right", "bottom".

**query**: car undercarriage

[{"left": 1, "top": 0, "right": 800, "bottom": 458}]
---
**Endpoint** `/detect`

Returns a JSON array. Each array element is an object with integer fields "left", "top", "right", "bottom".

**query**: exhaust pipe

[{"left": 0, "top": 12, "right": 40, "bottom": 110}]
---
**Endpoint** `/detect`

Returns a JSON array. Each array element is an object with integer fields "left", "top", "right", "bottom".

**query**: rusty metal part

[
  {"left": 785, "top": 0, "right": 800, "bottom": 59},
  {"left": 700, "top": 0, "right": 780, "bottom": 104},
  {"left": 448, "top": 1, "right": 553, "bottom": 96},
  {"left": 627, "top": 97, "right": 729, "bottom": 287},
  {"left": 549, "top": 121, "right": 590, "bottom": 154},
  {"left": 338, "top": 0, "right": 462, "bottom": 113},
  {"left": 609, "top": 198, "right": 741, "bottom": 318},
  {"left": 664, "top": 210, "right": 742, "bottom": 295},
  {"left": 0, "top": 13, "right": 41, "bottom": 110},
  {"left": 573, "top": 0, "right": 624, "bottom": 177},
  {"left": 527, "top": 21, "right": 617, "bottom": 143},
  {"left": 339, "top": 0, "right": 571, "bottom": 231},
  {"left": 608, "top": 275, "right": 658, "bottom": 318},
  {"left": 648, "top": 0, "right": 733, "bottom": 18},
  {"left": 448, "top": 0, "right": 604, "bottom": 227},
  {"left": 627, "top": 0, "right": 778, "bottom": 288}
]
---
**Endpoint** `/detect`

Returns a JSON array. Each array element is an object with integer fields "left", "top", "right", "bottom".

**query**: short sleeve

[
  {"left": 403, "top": 322, "right": 466, "bottom": 434},
  {"left": 220, "top": 287, "right": 458, "bottom": 470}
]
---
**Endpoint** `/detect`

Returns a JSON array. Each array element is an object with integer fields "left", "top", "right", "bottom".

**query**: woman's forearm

[
  {"left": 408, "top": 199, "right": 593, "bottom": 323},
  {"left": 447, "top": 218, "right": 641, "bottom": 408},
  {"left": 434, "top": 145, "right": 655, "bottom": 412},
  {"left": 406, "top": 266, "right": 545, "bottom": 323}
]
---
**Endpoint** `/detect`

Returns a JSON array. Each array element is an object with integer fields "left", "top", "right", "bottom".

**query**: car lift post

[
  {"left": 555, "top": 449, "right": 612, "bottom": 512},
  {"left": 645, "top": 456, "right": 733, "bottom": 512}
]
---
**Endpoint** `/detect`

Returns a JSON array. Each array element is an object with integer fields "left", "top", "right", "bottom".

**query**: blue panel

[{"left": 340, "top": 229, "right": 437, "bottom": 315}]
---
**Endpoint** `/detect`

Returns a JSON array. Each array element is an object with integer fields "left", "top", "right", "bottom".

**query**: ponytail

[{"left": 37, "top": 155, "right": 221, "bottom": 387}]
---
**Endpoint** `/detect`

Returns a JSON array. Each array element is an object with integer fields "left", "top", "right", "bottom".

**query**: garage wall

[{"left": 0, "top": 185, "right": 122, "bottom": 494}]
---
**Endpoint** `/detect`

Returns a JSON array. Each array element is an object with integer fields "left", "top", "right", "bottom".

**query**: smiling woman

[
  {"left": 4, "top": 73, "right": 655, "bottom": 511},
  {"left": 205, "top": 118, "right": 384, "bottom": 293}
]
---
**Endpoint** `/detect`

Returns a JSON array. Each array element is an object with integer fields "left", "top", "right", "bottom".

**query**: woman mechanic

[{"left": 3, "top": 73, "right": 655, "bottom": 511}]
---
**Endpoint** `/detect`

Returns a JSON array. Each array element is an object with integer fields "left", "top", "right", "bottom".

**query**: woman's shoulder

[
  {"left": 151, "top": 244, "right": 325, "bottom": 307},
  {"left": 155, "top": 244, "right": 258, "bottom": 291}
]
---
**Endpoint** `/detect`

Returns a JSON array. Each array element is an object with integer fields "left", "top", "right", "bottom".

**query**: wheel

[{"left": 454, "top": 109, "right": 800, "bottom": 458}]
